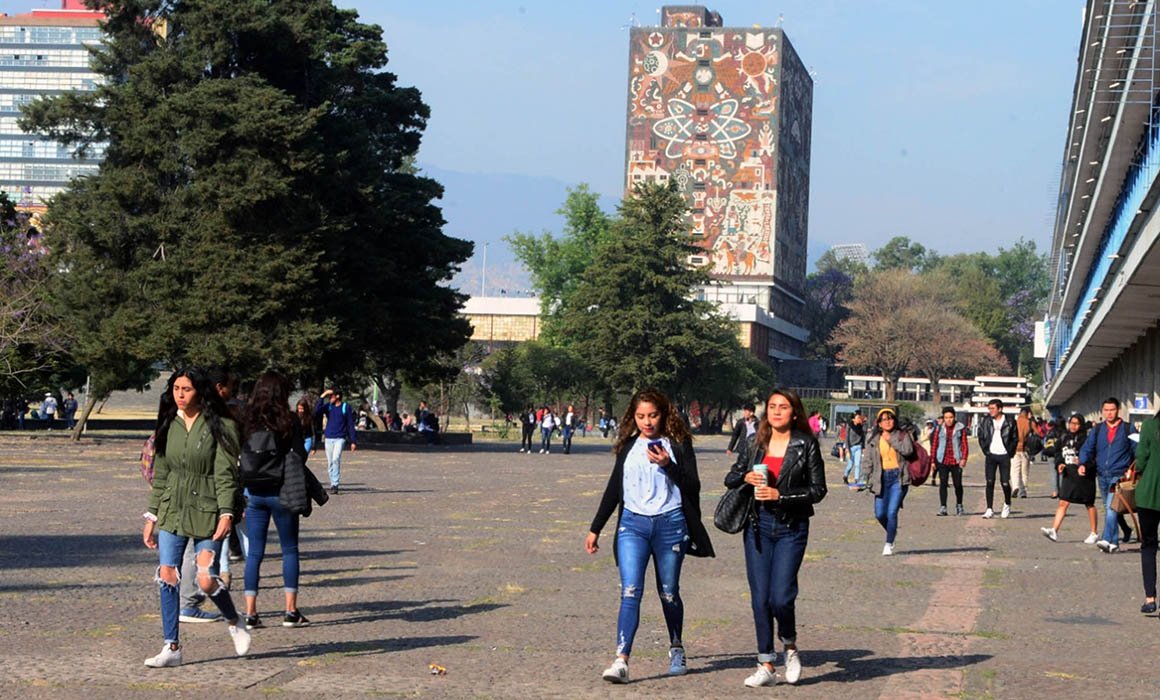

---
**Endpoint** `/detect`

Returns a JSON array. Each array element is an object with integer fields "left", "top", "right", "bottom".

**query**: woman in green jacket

[
  {"left": 1135, "top": 411, "right": 1160, "bottom": 615},
  {"left": 142, "top": 367, "right": 250, "bottom": 667}
]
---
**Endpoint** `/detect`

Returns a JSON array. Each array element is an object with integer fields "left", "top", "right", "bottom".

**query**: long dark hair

[
  {"left": 244, "top": 371, "right": 296, "bottom": 441},
  {"left": 755, "top": 387, "right": 814, "bottom": 447},
  {"left": 154, "top": 366, "right": 239, "bottom": 458},
  {"left": 613, "top": 389, "right": 692, "bottom": 454}
]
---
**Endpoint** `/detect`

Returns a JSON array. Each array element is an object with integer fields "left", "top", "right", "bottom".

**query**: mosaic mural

[{"left": 625, "top": 15, "right": 811, "bottom": 288}]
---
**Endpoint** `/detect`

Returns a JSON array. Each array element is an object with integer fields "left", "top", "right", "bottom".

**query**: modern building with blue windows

[
  {"left": 0, "top": 0, "right": 104, "bottom": 212},
  {"left": 1043, "top": 0, "right": 1160, "bottom": 419}
]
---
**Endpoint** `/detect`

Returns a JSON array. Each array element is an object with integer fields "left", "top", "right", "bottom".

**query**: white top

[
  {"left": 622, "top": 436, "right": 682, "bottom": 516},
  {"left": 989, "top": 416, "right": 1007, "bottom": 455},
  {"left": 541, "top": 413, "right": 556, "bottom": 429}
]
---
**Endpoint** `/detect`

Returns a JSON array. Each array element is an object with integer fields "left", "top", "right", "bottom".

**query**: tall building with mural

[
  {"left": 625, "top": 5, "right": 813, "bottom": 360},
  {"left": 0, "top": 0, "right": 104, "bottom": 212}
]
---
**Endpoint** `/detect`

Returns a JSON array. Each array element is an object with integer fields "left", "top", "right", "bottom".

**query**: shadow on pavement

[
  {"left": 0, "top": 533, "right": 138, "bottom": 568},
  {"left": 901, "top": 546, "right": 992, "bottom": 556},
  {"left": 305, "top": 599, "right": 508, "bottom": 626},
  {"left": 196, "top": 634, "right": 479, "bottom": 663},
  {"left": 308, "top": 574, "right": 411, "bottom": 589},
  {"left": 800, "top": 650, "right": 991, "bottom": 684}
]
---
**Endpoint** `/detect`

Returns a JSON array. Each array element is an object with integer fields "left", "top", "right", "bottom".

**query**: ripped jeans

[
  {"left": 613, "top": 507, "right": 688, "bottom": 657},
  {"left": 156, "top": 529, "right": 239, "bottom": 644}
]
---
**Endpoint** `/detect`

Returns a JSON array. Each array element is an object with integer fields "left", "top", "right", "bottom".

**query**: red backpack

[{"left": 907, "top": 442, "right": 933, "bottom": 487}]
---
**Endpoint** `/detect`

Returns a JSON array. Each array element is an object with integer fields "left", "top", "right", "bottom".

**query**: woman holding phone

[
  {"left": 724, "top": 387, "right": 827, "bottom": 688},
  {"left": 585, "top": 389, "right": 714, "bottom": 684}
]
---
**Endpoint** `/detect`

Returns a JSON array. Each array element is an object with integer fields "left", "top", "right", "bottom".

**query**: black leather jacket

[
  {"left": 977, "top": 415, "right": 1017, "bottom": 457},
  {"left": 725, "top": 430, "right": 827, "bottom": 523}
]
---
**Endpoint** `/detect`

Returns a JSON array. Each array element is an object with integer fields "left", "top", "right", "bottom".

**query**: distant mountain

[{"left": 419, "top": 163, "right": 620, "bottom": 295}]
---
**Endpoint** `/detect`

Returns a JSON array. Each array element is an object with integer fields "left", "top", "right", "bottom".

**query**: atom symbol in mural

[{"left": 651, "top": 98, "right": 752, "bottom": 160}]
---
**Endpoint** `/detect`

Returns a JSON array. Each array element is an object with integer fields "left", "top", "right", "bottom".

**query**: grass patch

[{"left": 982, "top": 567, "right": 1005, "bottom": 588}]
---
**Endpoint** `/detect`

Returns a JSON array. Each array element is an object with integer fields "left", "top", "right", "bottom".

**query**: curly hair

[
  {"left": 154, "top": 366, "right": 239, "bottom": 458},
  {"left": 612, "top": 389, "right": 692, "bottom": 454}
]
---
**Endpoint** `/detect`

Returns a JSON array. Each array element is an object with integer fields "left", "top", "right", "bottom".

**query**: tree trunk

[
  {"left": 70, "top": 394, "right": 103, "bottom": 442},
  {"left": 372, "top": 371, "right": 401, "bottom": 415},
  {"left": 883, "top": 376, "right": 897, "bottom": 403}
]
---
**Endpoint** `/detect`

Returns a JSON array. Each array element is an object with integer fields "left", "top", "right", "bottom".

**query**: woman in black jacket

[
  {"left": 241, "top": 372, "right": 314, "bottom": 630},
  {"left": 725, "top": 387, "right": 826, "bottom": 688},
  {"left": 585, "top": 389, "right": 714, "bottom": 684},
  {"left": 1041, "top": 413, "right": 1098, "bottom": 543}
]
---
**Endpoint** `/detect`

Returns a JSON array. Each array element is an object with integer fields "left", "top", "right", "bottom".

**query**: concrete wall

[{"left": 1052, "top": 320, "right": 1160, "bottom": 420}]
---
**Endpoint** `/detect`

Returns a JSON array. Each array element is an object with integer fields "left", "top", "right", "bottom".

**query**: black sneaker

[
  {"left": 330, "top": 485, "right": 339, "bottom": 495},
  {"left": 244, "top": 615, "right": 263, "bottom": 630},
  {"left": 283, "top": 610, "right": 310, "bottom": 628}
]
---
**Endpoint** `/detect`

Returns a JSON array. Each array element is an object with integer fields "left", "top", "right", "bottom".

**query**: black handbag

[{"left": 713, "top": 483, "right": 754, "bottom": 534}]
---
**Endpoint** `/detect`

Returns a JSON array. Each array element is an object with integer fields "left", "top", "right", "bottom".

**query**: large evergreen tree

[{"left": 21, "top": 0, "right": 471, "bottom": 408}]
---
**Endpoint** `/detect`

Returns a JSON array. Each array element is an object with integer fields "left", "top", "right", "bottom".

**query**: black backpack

[
  {"left": 239, "top": 430, "right": 286, "bottom": 489},
  {"left": 1024, "top": 430, "right": 1043, "bottom": 457}
]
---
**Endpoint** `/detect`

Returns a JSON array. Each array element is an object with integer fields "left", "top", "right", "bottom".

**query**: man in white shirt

[{"left": 976, "top": 399, "right": 1017, "bottom": 519}]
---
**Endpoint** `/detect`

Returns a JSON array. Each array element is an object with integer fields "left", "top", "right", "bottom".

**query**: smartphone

[{"left": 647, "top": 439, "right": 663, "bottom": 452}]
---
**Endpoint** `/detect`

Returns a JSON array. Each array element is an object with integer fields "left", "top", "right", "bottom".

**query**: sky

[{"left": 8, "top": 1, "right": 1085, "bottom": 293}]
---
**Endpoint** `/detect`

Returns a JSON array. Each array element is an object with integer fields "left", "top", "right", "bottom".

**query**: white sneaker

[
  {"left": 539, "top": 449, "right": 545, "bottom": 454},
  {"left": 1041, "top": 527, "right": 1058, "bottom": 542},
  {"left": 784, "top": 648, "right": 802, "bottom": 684},
  {"left": 744, "top": 663, "right": 778, "bottom": 688},
  {"left": 668, "top": 646, "right": 688, "bottom": 676},
  {"left": 1084, "top": 532, "right": 1099, "bottom": 545},
  {"left": 518, "top": 448, "right": 525, "bottom": 453},
  {"left": 602, "top": 657, "right": 629, "bottom": 684},
  {"left": 982, "top": 508, "right": 994, "bottom": 519},
  {"left": 228, "top": 623, "right": 251, "bottom": 656},
  {"left": 882, "top": 543, "right": 894, "bottom": 556},
  {"left": 1001, "top": 504, "right": 1010, "bottom": 519},
  {"left": 144, "top": 643, "right": 182, "bottom": 668}
]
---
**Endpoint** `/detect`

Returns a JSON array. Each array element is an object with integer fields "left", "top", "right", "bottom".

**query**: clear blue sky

[{"left": 9, "top": 0, "right": 1084, "bottom": 278}]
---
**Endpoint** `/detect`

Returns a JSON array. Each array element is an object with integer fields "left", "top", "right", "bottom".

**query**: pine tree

[{"left": 20, "top": 0, "right": 471, "bottom": 408}]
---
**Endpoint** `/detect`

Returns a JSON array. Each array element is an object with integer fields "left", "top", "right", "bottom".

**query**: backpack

[
  {"left": 140, "top": 433, "right": 156, "bottom": 485},
  {"left": 1024, "top": 430, "right": 1043, "bottom": 458},
  {"left": 907, "top": 441, "right": 933, "bottom": 487},
  {"left": 1042, "top": 434, "right": 1058, "bottom": 458},
  {"left": 239, "top": 430, "right": 286, "bottom": 489}
]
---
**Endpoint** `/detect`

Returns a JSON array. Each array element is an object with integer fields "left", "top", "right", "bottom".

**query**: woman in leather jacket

[
  {"left": 724, "top": 388, "right": 826, "bottom": 688},
  {"left": 861, "top": 408, "right": 916, "bottom": 556}
]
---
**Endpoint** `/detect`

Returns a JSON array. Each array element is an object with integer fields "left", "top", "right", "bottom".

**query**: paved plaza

[{"left": 0, "top": 430, "right": 1157, "bottom": 699}]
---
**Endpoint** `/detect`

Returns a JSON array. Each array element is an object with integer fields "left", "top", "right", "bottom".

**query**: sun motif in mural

[{"left": 652, "top": 98, "right": 752, "bottom": 159}]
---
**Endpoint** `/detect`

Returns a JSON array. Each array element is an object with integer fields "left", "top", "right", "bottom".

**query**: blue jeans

[
  {"left": 157, "top": 529, "right": 238, "bottom": 644},
  {"left": 324, "top": 437, "right": 345, "bottom": 487},
  {"left": 845, "top": 444, "right": 863, "bottom": 482},
  {"left": 244, "top": 491, "right": 301, "bottom": 597},
  {"left": 743, "top": 509, "right": 809, "bottom": 662},
  {"left": 874, "top": 469, "right": 907, "bottom": 544},
  {"left": 1099, "top": 474, "right": 1126, "bottom": 544},
  {"left": 562, "top": 426, "right": 574, "bottom": 452},
  {"left": 614, "top": 508, "right": 688, "bottom": 656},
  {"left": 541, "top": 427, "right": 554, "bottom": 451}
]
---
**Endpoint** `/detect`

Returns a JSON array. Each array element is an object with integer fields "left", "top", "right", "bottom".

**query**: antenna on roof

[
  {"left": 620, "top": 12, "right": 639, "bottom": 30},
  {"left": 775, "top": 13, "right": 785, "bottom": 28}
]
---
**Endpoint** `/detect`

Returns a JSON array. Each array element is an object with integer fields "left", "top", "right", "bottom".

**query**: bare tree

[{"left": 909, "top": 306, "right": 1010, "bottom": 403}]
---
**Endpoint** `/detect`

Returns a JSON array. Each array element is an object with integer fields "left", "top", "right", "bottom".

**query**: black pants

[
  {"left": 936, "top": 462, "right": 963, "bottom": 507},
  {"left": 1140, "top": 507, "right": 1160, "bottom": 599},
  {"left": 521, "top": 425, "right": 534, "bottom": 451},
  {"left": 984, "top": 454, "right": 1012, "bottom": 509}
]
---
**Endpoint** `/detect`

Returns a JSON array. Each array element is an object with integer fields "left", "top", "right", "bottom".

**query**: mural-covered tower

[{"left": 625, "top": 5, "right": 813, "bottom": 359}]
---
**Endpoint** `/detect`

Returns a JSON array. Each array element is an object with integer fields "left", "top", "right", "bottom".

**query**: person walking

[
  {"left": 585, "top": 389, "right": 714, "bottom": 684},
  {"left": 519, "top": 405, "right": 536, "bottom": 453},
  {"left": 62, "top": 392, "right": 78, "bottom": 430},
  {"left": 241, "top": 372, "right": 321, "bottom": 630},
  {"left": 1079, "top": 397, "right": 1137, "bottom": 552},
  {"left": 977, "top": 399, "right": 1017, "bottom": 519},
  {"left": 1134, "top": 406, "right": 1160, "bottom": 615},
  {"left": 141, "top": 368, "right": 250, "bottom": 667},
  {"left": 726, "top": 403, "right": 758, "bottom": 455},
  {"left": 930, "top": 407, "right": 969, "bottom": 516},
  {"left": 1041, "top": 413, "right": 1099, "bottom": 544},
  {"left": 844, "top": 410, "right": 866, "bottom": 488},
  {"left": 539, "top": 406, "right": 557, "bottom": 454},
  {"left": 313, "top": 388, "right": 357, "bottom": 494},
  {"left": 562, "top": 404, "right": 576, "bottom": 454},
  {"left": 862, "top": 408, "right": 916, "bottom": 555},
  {"left": 40, "top": 393, "right": 58, "bottom": 430},
  {"left": 1011, "top": 407, "right": 1033, "bottom": 498},
  {"left": 724, "top": 387, "right": 827, "bottom": 687}
]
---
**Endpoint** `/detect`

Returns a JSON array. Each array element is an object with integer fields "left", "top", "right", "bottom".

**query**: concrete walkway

[{"left": 0, "top": 432, "right": 1155, "bottom": 698}]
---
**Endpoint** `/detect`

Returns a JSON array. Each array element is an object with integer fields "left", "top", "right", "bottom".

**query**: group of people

[
  {"left": 141, "top": 368, "right": 341, "bottom": 668},
  {"left": 0, "top": 392, "right": 78, "bottom": 430},
  {"left": 519, "top": 404, "right": 581, "bottom": 454},
  {"left": 586, "top": 387, "right": 826, "bottom": 687}
]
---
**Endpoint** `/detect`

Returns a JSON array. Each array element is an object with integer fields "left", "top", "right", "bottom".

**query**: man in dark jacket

[
  {"left": 314, "top": 389, "right": 357, "bottom": 494},
  {"left": 726, "top": 403, "right": 757, "bottom": 454},
  {"left": 977, "top": 399, "right": 1017, "bottom": 519},
  {"left": 1079, "top": 397, "right": 1137, "bottom": 552}
]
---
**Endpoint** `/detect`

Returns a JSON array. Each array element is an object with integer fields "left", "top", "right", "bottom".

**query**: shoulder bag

[{"left": 713, "top": 483, "right": 754, "bottom": 534}]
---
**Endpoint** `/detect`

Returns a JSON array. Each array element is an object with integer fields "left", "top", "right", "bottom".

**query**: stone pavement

[{"left": 0, "top": 431, "right": 1157, "bottom": 699}]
